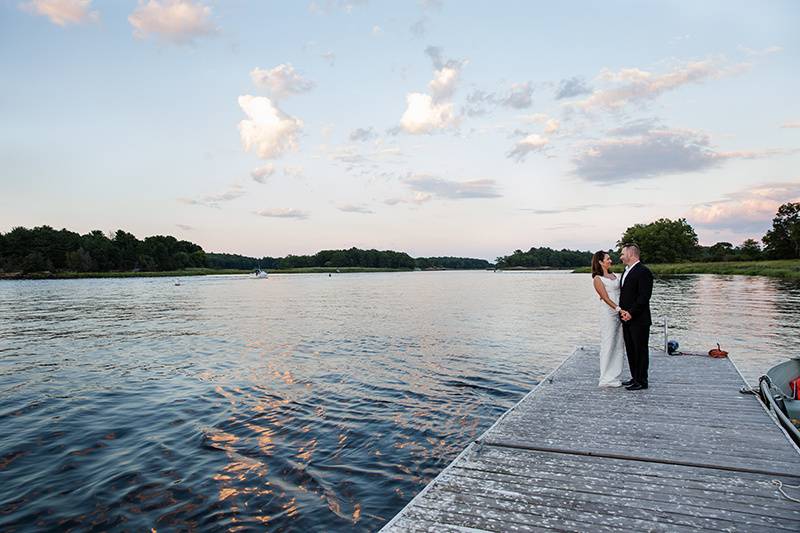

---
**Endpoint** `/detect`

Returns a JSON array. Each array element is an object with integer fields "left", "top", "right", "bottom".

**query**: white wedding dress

[{"left": 597, "top": 275, "right": 624, "bottom": 387}]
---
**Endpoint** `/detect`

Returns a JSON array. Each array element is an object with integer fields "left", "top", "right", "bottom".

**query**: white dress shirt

[{"left": 621, "top": 260, "right": 639, "bottom": 286}]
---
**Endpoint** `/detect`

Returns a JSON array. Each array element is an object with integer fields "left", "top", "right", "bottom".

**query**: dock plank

[{"left": 381, "top": 347, "right": 800, "bottom": 532}]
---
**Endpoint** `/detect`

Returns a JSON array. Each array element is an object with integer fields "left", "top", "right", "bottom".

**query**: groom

[{"left": 618, "top": 243, "right": 653, "bottom": 391}]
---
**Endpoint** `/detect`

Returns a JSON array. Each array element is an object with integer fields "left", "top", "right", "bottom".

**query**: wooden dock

[{"left": 380, "top": 347, "right": 800, "bottom": 532}]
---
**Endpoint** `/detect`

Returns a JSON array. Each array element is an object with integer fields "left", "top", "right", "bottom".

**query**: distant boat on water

[{"left": 254, "top": 269, "right": 269, "bottom": 279}]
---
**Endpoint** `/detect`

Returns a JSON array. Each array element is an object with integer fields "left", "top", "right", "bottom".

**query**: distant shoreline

[
  {"left": 0, "top": 266, "right": 416, "bottom": 280},
  {"left": 571, "top": 259, "right": 800, "bottom": 279},
  {"left": 4, "top": 260, "right": 799, "bottom": 279}
]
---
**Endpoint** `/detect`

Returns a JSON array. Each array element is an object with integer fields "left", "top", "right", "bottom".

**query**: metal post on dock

[{"left": 663, "top": 316, "right": 668, "bottom": 354}]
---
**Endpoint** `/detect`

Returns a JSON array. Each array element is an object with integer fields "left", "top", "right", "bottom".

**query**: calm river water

[{"left": 1, "top": 271, "right": 799, "bottom": 531}]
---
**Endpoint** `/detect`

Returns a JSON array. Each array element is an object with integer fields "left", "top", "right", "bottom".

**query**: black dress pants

[{"left": 622, "top": 321, "right": 650, "bottom": 386}]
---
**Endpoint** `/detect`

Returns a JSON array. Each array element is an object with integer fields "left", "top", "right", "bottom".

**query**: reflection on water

[{"left": 1, "top": 272, "right": 798, "bottom": 530}]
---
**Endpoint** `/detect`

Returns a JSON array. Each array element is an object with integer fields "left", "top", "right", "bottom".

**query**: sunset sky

[{"left": 2, "top": 0, "right": 798, "bottom": 260}]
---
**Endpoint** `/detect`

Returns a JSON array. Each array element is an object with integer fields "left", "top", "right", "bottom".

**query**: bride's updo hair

[{"left": 591, "top": 250, "right": 607, "bottom": 278}]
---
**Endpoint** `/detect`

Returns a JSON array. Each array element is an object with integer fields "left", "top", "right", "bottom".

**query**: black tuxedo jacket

[{"left": 619, "top": 263, "right": 653, "bottom": 326}]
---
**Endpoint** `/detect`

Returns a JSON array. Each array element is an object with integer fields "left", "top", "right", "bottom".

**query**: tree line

[
  {"left": 206, "top": 250, "right": 491, "bottom": 270},
  {"left": 0, "top": 227, "right": 491, "bottom": 274},
  {"left": 497, "top": 201, "right": 800, "bottom": 267},
  {"left": 617, "top": 202, "right": 799, "bottom": 263},
  {"left": 0, "top": 226, "right": 206, "bottom": 273},
  {"left": 496, "top": 247, "right": 592, "bottom": 268},
  {"left": 2, "top": 202, "right": 796, "bottom": 273}
]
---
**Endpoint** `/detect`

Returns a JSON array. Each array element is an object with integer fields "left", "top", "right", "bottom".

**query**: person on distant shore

[
  {"left": 618, "top": 243, "right": 654, "bottom": 390},
  {"left": 591, "top": 250, "right": 624, "bottom": 387}
]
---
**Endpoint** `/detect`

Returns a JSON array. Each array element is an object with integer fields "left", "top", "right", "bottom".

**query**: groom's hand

[{"left": 620, "top": 310, "right": 632, "bottom": 321}]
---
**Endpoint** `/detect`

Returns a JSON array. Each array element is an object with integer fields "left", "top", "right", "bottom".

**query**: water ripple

[{"left": 0, "top": 272, "right": 798, "bottom": 530}]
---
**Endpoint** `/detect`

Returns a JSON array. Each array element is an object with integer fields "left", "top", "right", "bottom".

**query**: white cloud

[
  {"left": 403, "top": 174, "right": 502, "bottom": 199},
  {"left": 385, "top": 192, "right": 432, "bottom": 206},
  {"left": 255, "top": 208, "right": 309, "bottom": 219},
  {"left": 520, "top": 202, "right": 648, "bottom": 215},
  {"left": 573, "top": 129, "right": 716, "bottom": 183},
  {"left": 251, "top": 164, "right": 275, "bottom": 183},
  {"left": 372, "top": 25, "right": 382, "bottom": 36},
  {"left": 571, "top": 126, "right": 791, "bottom": 183},
  {"left": 689, "top": 182, "right": 800, "bottom": 232},
  {"left": 250, "top": 64, "right": 315, "bottom": 100},
  {"left": 129, "top": 0, "right": 216, "bottom": 45},
  {"left": 349, "top": 127, "right": 377, "bottom": 142},
  {"left": 338, "top": 203, "right": 374, "bottom": 214},
  {"left": 329, "top": 145, "right": 367, "bottom": 165},
  {"left": 573, "top": 58, "right": 749, "bottom": 112},
  {"left": 387, "top": 174, "right": 499, "bottom": 206},
  {"left": 20, "top": 0, "right": 98, "bottom": 26},
  {"left": 507, "top": 134, "right": 549, "bottom": 162},
  {"left": 607, "top": 117, "right": 662, "bottom": 137},
  {"left": 428, "top": 66, "right": 460, "bottom": 102},
  {"left": 543, "top": 118, "right": 560, "bottom": 134},
  {"left": 179, "top": 184, "right": 245, "bottom": 208},
  {"left": 464, "top": 81, "right": 533, "bottom": 116},
  {"left": 326, "top": 142, "right": 404, "bottom": 177},
  {"left": 400, "top": 48, "right": 464, "bottom": 134},
  {"left": 238, "top": 95, "right": 303, "bottom": 160},
  {"left": 737, "top": 45, "right": 783, "bottom": 57},
  {"left": 501, "top": 82, "right": 533, "bottom": 109},
  {"left": 555, "top": 76, "right": 592, "bottom": 99},
  {"left": 400, "top": 93, "right": 456, "bottom": 134}
]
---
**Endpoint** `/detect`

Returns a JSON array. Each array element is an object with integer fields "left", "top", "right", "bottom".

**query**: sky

[{"left": 1, "top": 0, "right": 799, "bottom": 260}]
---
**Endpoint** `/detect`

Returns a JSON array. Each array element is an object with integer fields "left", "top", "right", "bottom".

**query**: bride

[{"left": 591, "top": 250, "right": 624, "bottom": 387}]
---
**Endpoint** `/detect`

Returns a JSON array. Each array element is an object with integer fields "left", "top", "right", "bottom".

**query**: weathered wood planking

[{"left": 381, "top": 347, "right": 800, "bottom": 532}]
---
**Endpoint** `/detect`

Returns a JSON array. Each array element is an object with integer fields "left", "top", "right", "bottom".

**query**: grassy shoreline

[
  {"left": 571, "top": 259, "right": 800, "bottom": 279},
  {"left": 0, "top": 266, "right": 414, "bottom": 280},
  {"left": 0, "top": 268, "right": 252, "bottom": 280},
  {"left": 5, "top": 260, "right": 799, "bottom": 279}
]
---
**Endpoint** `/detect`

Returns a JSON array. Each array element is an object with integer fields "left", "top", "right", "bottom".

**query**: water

[{"left": 1, "top": 271, "right": 798, "bottom": 531}]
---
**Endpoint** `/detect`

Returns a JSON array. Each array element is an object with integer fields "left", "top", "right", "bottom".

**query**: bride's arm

[{"left": 593, "top": 277, "right": 621, "bottom": 312}]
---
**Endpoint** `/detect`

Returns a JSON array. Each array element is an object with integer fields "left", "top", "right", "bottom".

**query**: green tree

[
  {"left": 81, "top": 230, "right": 115, "bottom": 270},
  {"left": 618, "top": 218, "right": 699, "bottom": 263},
  {"left": 66, "top": 247, "right": 95, "bottom": 272},
  {"left": 495, "top": 247, "right": 593, "bottom": 268},
  {"left": 22, "top": 251, "right": 52, "bottom": 273},
  {"left": 707, "top": 242, "right": 734, "bottom": 262},
  {"left": 737, "top": 238, "right": 762, "bottom": 261},
  {"left": 113, "top": 230, "right": 140, "bottom": 270},
  {"left": 415, "top": 256, "right": 492, "bottom": 269},
  {"left": 762, "top": 202, "right": 800, "bottom": 259}
]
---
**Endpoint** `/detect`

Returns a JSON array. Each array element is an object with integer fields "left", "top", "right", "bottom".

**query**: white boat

[{"left": 254, "top": 269, "right": 268, "bottom": 279}]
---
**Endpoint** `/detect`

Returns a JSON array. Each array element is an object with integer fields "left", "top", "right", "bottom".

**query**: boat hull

[{"left": 759, "top": 358, "right": 800, "bottom": 445}]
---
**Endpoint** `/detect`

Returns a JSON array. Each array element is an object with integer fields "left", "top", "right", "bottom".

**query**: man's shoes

[
  {"left": 625, "top": 383, "right": 648, "bottom": 391},
  {"left": 622, "top": 379, "right": 635, "bottom": 386}
]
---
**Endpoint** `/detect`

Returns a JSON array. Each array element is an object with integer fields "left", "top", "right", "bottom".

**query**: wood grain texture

[{"left": 381, "top": 348, "right": 800, "bottom": 532}]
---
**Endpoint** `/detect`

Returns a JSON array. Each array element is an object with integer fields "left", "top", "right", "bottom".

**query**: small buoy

[
  {"left": 709, "top": 343, "right": 729, "bottom": 358},
  {"left": 667, "top": 340, "right": 679, "bottom": 355}
]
